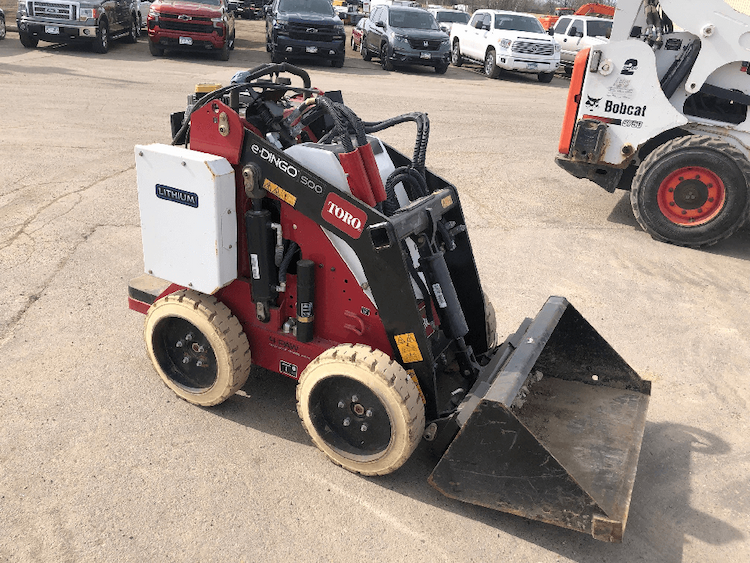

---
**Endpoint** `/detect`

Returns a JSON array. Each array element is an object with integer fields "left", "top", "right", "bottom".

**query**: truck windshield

[
  {"left": 587, "top": 20, "right": 612, "bottom": 38},
  {"left": 494, "top": 15, "right": 545, "bottom": 34},
  {"left": 435, "top": 11, "right": 469, "bottom": 24},
  {"left": 278, "top": 0, "right": 335, "bottom": 15},
  {"left": 389, "top": 9, "right": 439, "bottom": 30}
]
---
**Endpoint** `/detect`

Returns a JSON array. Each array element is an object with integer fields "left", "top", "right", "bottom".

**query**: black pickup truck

[
  {"left": 228, "top": 0, "right": 263, "bottom": 19},
  {"left": 16, "top": 0, "right": 139, "bottom": 53},
  {"left": 265, "top": 0, "right": 346, "bottom": 67}
]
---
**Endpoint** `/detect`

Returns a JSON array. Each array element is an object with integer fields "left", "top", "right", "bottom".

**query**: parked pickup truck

[
  {"left": 147, "top": 0, "right": 235, "bottom": 61},
  {"left": 16, "top": 0, "right": 139, "bottom": 52},
  {"left": 449, "top": 9, "right": 560, "bottom": 83},
  {"left": 551, "top": 15, "right": 611, "bottom": 74}
]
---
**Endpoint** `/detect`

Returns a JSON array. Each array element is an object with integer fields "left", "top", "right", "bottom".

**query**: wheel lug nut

[
  {"left": 682, "top": 210, "right": 687, "bottom": 215},
  {"left": 669, "top": 202, "right": 675, "bottom": 206},
  {"left": 709, "top": 197, "right": 714, "bottom": 202},
  {"left": 175, "top": 340, "right": 183, "bottom": 348},
  {"left": 366, "top": 409, "right": 373, "bottom": 418},
  {"left": 185, "top": 333, "right": 193, "bottom": 342},
  {"left": 351, "top": 395, "right": 359, "bottom": 403},
  {"left": 360, "top": 424, "right": 368, "bottom": 432},
  {"left": 342, "top": 417, "right": 351, "bottom": 427},
  {"left": 668, "top": 188, "right": 674, "bottom": 192},
  {"left": 182, "top": 356, "right": 190, "bottom": 364},
  {"left": 697, "top": 208, "right": 703, "bottom": 213},
  {"left": 196, "top": 360, "right": 203, "bottom": 367},
  {"left": 338, "top": 401, "right": 346, "bottom": 409},
  {"left": 678, "top": 177, "right": 684, "bottom": 181}
]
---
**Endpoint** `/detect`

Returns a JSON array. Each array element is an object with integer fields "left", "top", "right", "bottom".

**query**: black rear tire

[
  {"left": 126, "top": 14, "right": 138, "bottom": 43},
  {"left": 630, "top": 135, "right": 750, "bottom": 247}
]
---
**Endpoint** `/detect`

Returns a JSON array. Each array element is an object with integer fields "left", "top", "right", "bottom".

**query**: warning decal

[
  {"left": 394, "top": 332, "right": 423, "bottom": 363},
  {"left": 263, "top": 179, "right": 297, "bottom": 207},
  {"left": 406, "top": 369, "right": 426, "bottom": 404}
]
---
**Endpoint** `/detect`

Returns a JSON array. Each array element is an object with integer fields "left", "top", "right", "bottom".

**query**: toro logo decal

[{"left": 322, "top": 193, "right": 366, "bottom": 239}]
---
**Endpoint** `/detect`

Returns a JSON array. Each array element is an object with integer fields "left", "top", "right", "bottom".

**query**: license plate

[
  {"left": 45, "top": 25, "right": 59, "bottom": 35},
  {"left": 420, "top": 52, "right": 431, "bottom": 59},
  {"left": 526, "top": 62, "right": 538, "bottom": 70},
  {"left": 306, "top": 45, "right": 318, "bottom": 53},
  {"left": 179, "top": 36, "right": 193, "bottom": 46}
]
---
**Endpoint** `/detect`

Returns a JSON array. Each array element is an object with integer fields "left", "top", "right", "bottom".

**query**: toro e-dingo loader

[{"left": 129, "top": 64, "right": 650, "bottom": 542}]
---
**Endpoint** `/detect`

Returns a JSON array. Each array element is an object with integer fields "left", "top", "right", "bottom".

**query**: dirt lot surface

[{"left": 1, "top": 19, "right": 749, "bottom": 563}]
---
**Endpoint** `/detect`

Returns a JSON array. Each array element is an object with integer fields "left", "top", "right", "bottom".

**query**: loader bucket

[{"left": 429, "top": 297, "right": 650, "bottom": 542}]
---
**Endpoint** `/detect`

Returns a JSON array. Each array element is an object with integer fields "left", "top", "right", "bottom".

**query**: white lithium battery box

[{"left": 135, "top": 144, "right": 237, "bottom": 295}]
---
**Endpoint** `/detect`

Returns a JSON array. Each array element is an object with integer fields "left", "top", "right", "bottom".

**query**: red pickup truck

[{"left": 147, "top": 0, "right": 236, "bottom": 60}]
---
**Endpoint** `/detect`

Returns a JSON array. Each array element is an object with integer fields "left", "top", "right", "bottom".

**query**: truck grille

[
  {"left": 159, "top": 14, "right": 215, "bottom": 34},
  {"left": 512, "top": 41, "right": 554, "bottom": 57},
  {"left": 288, "top": 23, "right": 335, "bottom": 42},
  {"left": 407, "top": 38, "right": 442, "bottom": 51},
  {"left": 30, "top": 1, "right": 77, "bottom": 20}
]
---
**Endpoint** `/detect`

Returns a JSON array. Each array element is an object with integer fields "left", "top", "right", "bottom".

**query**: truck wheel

[
  {"left": 361, "top": 39, "right": 372, "bottom": 61},
  {"left": 484, "top": 292, "right": 498, "bottom": 349},
  {"left": 19, "top": 32, "right": 38, "bottom": 48},
  {"left": 229, "top": 31, "right": 235, "bottom": 50},
  {"left": 271, "top": 50, "right": 284, "bottom": 63},
  {"left": 435, "top": 62, "right": 448, "bottom": 74},
  {"left": 144, "top": 289, "right": 252, "bottom": 406},
  {"left": 92, "top": 20, "right": 109, "bottom": 53},
  {"left": 380, "top": 43, "right": 394, "bottom": 71},
  {"left": 451, "top": 40, "right": 462, "bottom": 67},
  {"left": 630, "top": 135, "right": 750, "bottom": 247},
  {"left": 218, "top": 39, "right": 230, "bottom": 61},
  {"left": 331, "top": 57, "right": 344, "bottom": 68},
  {"left": 148, "top": 40, "right": 164, "bottom": 56},
  {"left": 537, "top": 72, "right": 554, "bottom": 83},
  {"left": 126, "top": 14, "right": 138, "bottom": 43},
  {"left": 0, "top": 16, "right": 6, "bottom": 40},
  {"left": 484, "top": 48, "right": 500, "bottom": 78},
  {"left": 297, "top": 344, "right": 425, "bottom": 476}
]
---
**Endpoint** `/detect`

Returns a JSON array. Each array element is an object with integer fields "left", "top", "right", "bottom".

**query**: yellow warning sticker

[
  {"left": 263, "top": 179, "right": 297, "bottom": 207},
  {"left": 441, "top": 195, "right": 453, "bottom": 209},
  {"left": 406, "top": 369, "right": 426, "bottom": 405},
  {"left": 394, "top": 332, "right": 423, "bottom": 363}
]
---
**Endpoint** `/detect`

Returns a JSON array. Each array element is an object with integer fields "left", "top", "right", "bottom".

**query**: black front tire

[
  {"left": 484, "top": 48, "right": 500, "bottom": 78},
  {"left": 451, "top": 40, "right": 462, "bottom": 67},
  {"left": 148, "top": 40, "right": 164, "bottom": 56},
  {"left": 435, "top": 62, "right": 448, "bottom": 74},
  {"left": 380, "top": 43, "right": 394, "bottom": 71},
  {"left": 126, "top": 14, "right": 138, "bottom": 43},
  {"left": 630, "top": 135, "right": 750, "bottom": 247},
  {"left": 361, "top": 39, "right": 372, "bottom": 61},
  {"left": 331, "top": 57, "right": 344, "bottom": 68},
  {"left": 20, "top": 31, "right": 38, "bottom": 48},
  {"left": 537, "top": 72, "right": 554, "bottom": 83},
  {"left": 0, "top": 16, "right": 6, "bottom": 40},
  {"left": 92, "top": 21, "right": 109, "bottom": 53}
]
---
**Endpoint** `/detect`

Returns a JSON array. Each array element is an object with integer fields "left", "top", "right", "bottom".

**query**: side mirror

[
  {"left": 547, "top": 27, "right": 554, "bottom": 35},
  {"left": 376, "top": 21, "right": 385, "bottom": 28},
  {"left": 576, "top": 31, "right": 584, "bottom": 38}
]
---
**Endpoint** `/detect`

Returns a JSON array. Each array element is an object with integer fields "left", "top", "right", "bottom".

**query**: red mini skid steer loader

[{"left": 129, "top": 64, "right": 651, "bottom": 542}]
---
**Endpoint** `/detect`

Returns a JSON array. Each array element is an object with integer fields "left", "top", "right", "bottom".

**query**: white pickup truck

[{"left": 449, "top": 9, "right": 560, "bottom": 82}]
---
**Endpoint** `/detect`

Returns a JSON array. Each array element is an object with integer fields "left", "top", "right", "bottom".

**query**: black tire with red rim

[{"left": 630, "top": 135, "right": 750, "bottom": 247}]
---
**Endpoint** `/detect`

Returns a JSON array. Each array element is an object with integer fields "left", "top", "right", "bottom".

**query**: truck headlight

[
  {"left": 17, "top": 1, "right": 28, "bottom": 17},
  {"left": 391, "top": 32, "right": 407, "bottom": 44},
  {"left": 79, "top": 7, "right": 100, "bottom": 20},
  {"left": 555, "top": 43, "right": 561, "bottom": 52},
  {"left": 499, "top": 38, "right": 512, "bottom": 49}
]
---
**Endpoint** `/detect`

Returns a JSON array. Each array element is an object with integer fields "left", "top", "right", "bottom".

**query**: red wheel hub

[{"left": 657, "top": 166, "right": 725, "bottom": 226}]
